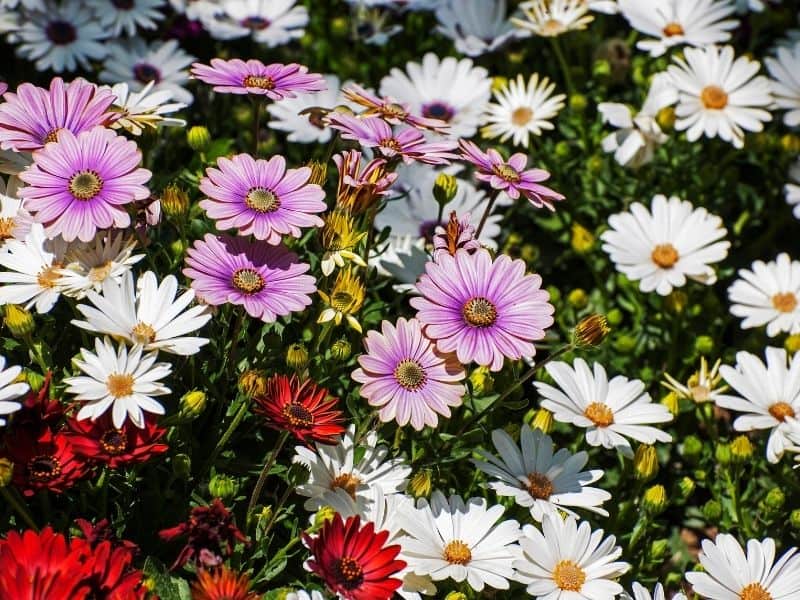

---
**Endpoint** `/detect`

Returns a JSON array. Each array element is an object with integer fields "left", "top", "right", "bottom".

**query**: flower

[
  {"left": 514, "top": 514, "right": 630, "bottom": 598},
  {"left": 341, "top": 84, "right": 448, "bottom": 132},
  {"left": 396, "top": 491, "right": 521, "bottom": 592},
  {"left": 293, "top": 425, "right": 411, "bottom": 511},
  {"left": 618, "top": 0, "right": 737, "bottom": 57},
  {"left": 379, "top": 53, "right": 492, "bottom": 139},
  {"left": 435, "top": 0, "right": 523, "bottom": 57},
  {"left": 199, "top": 153, "right": 326, "bottom": 244},
  {"left": 459, "top": 139, "right": 565, "bottom": 209},
  {"left": 333, "top": 150, "right": 397, "bottom": 215},
  {"left": 623, "top": 582, "right": 686, "bottom": 600},
  {"left": 728, "top": 253, "right": 800, "bottom": 337},
  {"left": 0, "top": 356, "right": 28, "bottom": 426},
  {"left": 64, "top": 337, "right": 172, "bottom": 429},
  {"left": 319, "top": 210, "right": 368, "bottom": 276},
  {"left": 66, "top": 413, "right": 168, "bottom": 468},
  {"left": 766, "top": 41, "right": 800, "bottom": 127},
  {"left": 326, "top": 114, "right": 458, "bottom": 165},
  {"left": 19, "top": 127, "right": 152, "bottom": 243},
  {"left": 183, "top": 234, "right": 316, "bottom": 323},
  {"left": 512, "top": 0, "right": 594, "bottom": 37},
  {"left": 72, "top": 270, "right": 211, "bottom": 356},
  {"left": 432, "top": 211, "right": 481, "bottom": 260},
  {"left": 302, "top": 514, "right": 406, "bottom": 600},
  {"left": 786, "top": 159, "right": 800, "bottom": 220},
  {"left": 352, "top": 317, "right": 466, "bottom": 430},
  {"left": 159, "top": 499, "right": 248, "bottom": 569},
  {"left": 106, "top": 81, "right": 187, "bottom": 136},
  {"left": 535, "top": 359, "right": 674, "bottom": 457},
  {"left": 662, "top": 356, "right": 728, "bottom": 404},
  {"left": 0, "top": 77, "right": 115, "bottom": 152},
  {"left": 84, "top": 0, "right": 165, "bottom": 36},
  {"left": 666, "top": 44, "right": 773, "bottom": 149},
  {"left": 716, "top": 347, "right": 800, "bottom": 463},
  {"left": 287, "top": 591, "right": 325, "bottom": 600},
  {"left": 686, "top": 534, "right": 800, "bottom": 599},
  {"left": 0, "top": 176, "right": 32, "bottom": 244},
  {"left": 411, "top": 248, "right": 554, "bottom": 372},
  {"left": 600, "top": 194, "right": 729, "bottom": 296},
  {"left": 473, "top": 425, "right": 611, "bottom": 521},
  {"left": 191, "top": 59, "right": 326, "bottom": 99},
  {"left": 481, "top": 73, "right": 566, "bottom": 148},
  {"left": 191, "top": 566, "right": 260, "bottom": 600},
  {"left": 268, "top": 74, "right": 349, "bottom": 144},
  {"left": 12, "top": 1, "right": 108, "bottom": 73},
  {"left": 77, "top": 538, "right": 147, "bottom": 599},
  {"left": 197, "top": 0, "right": 308, "bottom": 47},
  {"left": 317, "top": 267, "right": 366, "bottom": 333},
  {"left": 99, "top": 38, "right": 196, "bottom": 106},
  {"left": 252, "top": 374, "right": 346, "bottom": 445}
]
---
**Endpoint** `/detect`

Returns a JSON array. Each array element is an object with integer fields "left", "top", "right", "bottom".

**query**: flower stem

[
  {"left": 246, "top": 430, "right": 290, "bottom": 526},
  {"left": 203, "top": 396, "right": 251, "bottom": 473},
  {"left": 253, "top": 100, "right": 262, "bottom": 155},
  {"left": 1, "top": 487, "right": 38, "bottom": 531},
  {"left": 550, "top": 37, "right": 575, "bottom": 96},
  {"left": 475, "top": 190, "right": 499, "bottom": 238}
]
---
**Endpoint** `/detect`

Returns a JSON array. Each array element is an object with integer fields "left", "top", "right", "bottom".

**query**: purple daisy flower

[
  {"left": 341, "top": 84, "right": 448, "bottom": 133},
  {"left": 0, "top": 77, "right": 116, "bottom": 152},
  {"left": 410, "top": 248, "right": 554, "bottom": 372},
  {"left": 199, "top": 153, "right": 326, "bottom": 244},
  {"left": 459, "top": 139, "right": 565, "bottom": 211},
  {"left": 433, "top": 211, "right": 480, "bottom": 260},
  {"left": 18, "top": 127, "right": 151, "bottom": 242},
  {"left": 190, "top": 59, "right": 326, "bottom": 99},
  {"left": 327, "top": 114, "right": 458, "bottom": 166},
  {"left": 352, "top": 317, "right": 465, "bottom": 430},
  {"left": 183, "top": 234, "right": 316, "bottom": 323}
]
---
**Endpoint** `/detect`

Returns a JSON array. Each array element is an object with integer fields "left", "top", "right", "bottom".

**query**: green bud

[
  {"left": 567, "top": 288, "right": 589, "bottom": 309},
  {"left": 676, "top": 476, "right": 695, "bottom": 501},
  {"left": 186, "top": 125, "right": 211, "bottom": 153},
  {"left": 546, "top": 285, "right": 561, "bottom": 303},
  {"left": 169, "top": 239, "right": 186, "bottom": 260},
  {"left": 763, "top": 488, "right": 785, "bottom": 512},
  {"left": 571, "top": 223, "right": 595, "bottom": 254},
  {"left": 606, "top": 308, "right": 623, "bottom": 326},
  {"left": 633, "top": 445, "right": 659, "bottom": 481},
  {"left": 469, "top": 366, "right": 494, "bottom": 396},
  {"left": 286, "top": 342, "right": 309, "bottom": 370},
  {"left": 445, "top": 593, "right": 468, "bottom": 600},
  {"left": 730, "top": 435, "right": 754, "bottom": 463},
  {"left": 693, "top": 469, "right": 707, "bottom": 483},
  {"left": 3, "top": 305, "right": 35, "bottom": 338},
  {"left": 330, "top": 338, "right": 352, "bottom": 361},
  {"left": 554, "top": 141, "right": 570, "bottom": 158},
  {"left": 785, "top": 334, "right": 800, "bottom": 355},
  {"left": 715, "top": 442, "right": 732, "bottom": 466},
  {"left": 0, "top": 458, "right": 12, "bottom": 487},
  {"left": 314, "top": 505, "right": 336, "bottom": 528},
  {"left": 790, "top": 509, "right": 800, "bottom": 529},
  {"left": 526, "top": 408, "right": 554, "bottom": 434},
  {"left": 409, "top": 470, "right": 432, "bottom": 499},
  {"left": 569, "top": 94, "right": 588, "bottom": 112},
  {"left": 161, "top": 184, "right": 189, "bottom": 218},
  {"left": 702, "top": 499, "right": 722, "bottom": 522},
  {"left": 650, "top": 539, "right": 669, "bottom": 561},
  {"left": 681, "top": 435, "right": 703, "bottom": 462},
  {"left": 208, "top": 474, "right": 238, "bottom": 500},
  {"left": 613, "top": 334, "right": 637, "bottom": 354},
  {"left": 520, "top": 243, "right": 539, "bottom": 263},
  {"left": 694, "top": 335, "right": 714, "bottom": 355},
  {"left": 642, "top": 484, "right": 667, "bottom": 515},
  {"left": 330, "top": 16, "right": 349, "bottom": 36},
  {"left": 172, "top": 453, "right": 191, "bottom": 479},
  {"left": 25, "top": 370, "right": 45, "bottom": 393},
  {"left": 592, "top": 59, "right": 612, "bottom": 78},
  {"left": 587, "top": 155, "right": 604, "bottom": 173},
  {"left": 433, "top": 173, "right": 458, "bottom": 207}
]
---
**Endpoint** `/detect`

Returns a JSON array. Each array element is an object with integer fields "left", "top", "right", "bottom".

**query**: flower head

[
  {"left": 333, "top": 150, "right": 397, "bottom": 215},
  {"left": 319, "top": 210, "right": 368, "bottom": 276},
  {"left": 435, "top": 0, "right": 523, "bottom": 57},
  {"left": 191, "top": 566, "right": 260, "bottom": 600},
  {"left": 107, "top": 81, "right": 187, "bottom": 136},
  {"left": 341, "top": 83, "right": 449, "bottom": 132},
  {"left": 66, "top": 413, "right": 168, "bottom": 469},
  {"left": 432, "top": 211, "right": 481, "bottom": 260},
  {"left": 662, "top": 356, "right": 728, "bottom": 404},
  {"left": 191, "top": 58, "right": 326, "bottom": 99},
  {"left": 512, "top": 0, "right": 594, "bottom": 37},
  {"left": 318, "top": 267, "right": 366, "bottom": 333}
]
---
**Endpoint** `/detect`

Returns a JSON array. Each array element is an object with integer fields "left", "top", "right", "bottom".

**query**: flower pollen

[
  {"left": 335, "top": 556, "right": 364, "bottom": 589},
  {"left": 131, "top": 321, "right": 157, "bottom": 344},
  {"left": 69, "top": 170, "right": 103, "bottom": 201},
  {"left": 553, "top": 559, "right": 586, "bottom": 591},
  {"left": 462, "top": 297, "right": 497, "bottom": 327},
  {"left": 243, "top": 75, "right": 275, "bottom": 90},
  {"left": 245, "top": 187, "right": 281, "bottom": 213},
  {"left": 701, "top": 85, "right": 729, "bottom": 110},
  {"left": 393, "top": 359, "right": 427, "bottom": 391},
  {"left": 772, "top": 292, "right": 797, "bottom": 313},
  {"left": 281, "top": 402, "right": 314, "bottom": 427},
  {"left": 651, "top": 243, "right": 679, "bottom": 268},
  {"left": 662, "top": 22, "right": 684, "bottom": 36},
  {"left": 584, "top": 402, "right": 614, "bottom": 427},
  {"left": 512, "top": 107, "right": 534, "bottom": 126},
  {"left": 330, "top": 472, "right": 361, "bottom": 498},
  {"left": 232, "top": 268, "right": 265, "bottom": 294},
  {"left": 768, "top": 401, "right": 795, "bottom": 422},
  {"left": 37, "top": 265, "right": 62, "bottom": 289},
  {"left": 100, "top": 429, "right": 128, "bottom": 455},
  {"left": 107, "top": 373, "right": 134, "bottom": 398},
  {"left": 526, "top": 472, "right": 553, "bottom": 499},
  {"left": 443, "top": 540, "right": 472, "bottom": 565},
  {"left": 739, "top": 583, "right": 772, "bottom": 600},
  {"left": 28, "top": 455, "right": 61, "bottom": 482},
  {"left": 492, "top": 163, "right": 521, "bottom": 183}
]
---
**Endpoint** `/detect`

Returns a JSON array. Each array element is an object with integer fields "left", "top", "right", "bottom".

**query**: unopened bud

[
  {"left": 490, "top": 76, "right": 508, "bottom": 93},
  {"left": 567, "top": 288, "right": 588, "bottom": 309},
  {"left": 314, "top": 506, "right": 336, "bottom": 528},
  {"left": 702, "top": 499, "right": 722, "bottom": 522},
  {"left": 239, "top": 369, "right": 268, "bottom": 398},
  {"left": 409, "top": 470, "right": 432, "bottom": 499},
  {"left": 790, "top": 509, "right": 800, "bottom": 529},
  {"left": 445, "top": 593, "right": 468, "bottom": 600},
  {"left": 187, "top": 125, "right": 211, "bottom": 152},
  {"left": 569, "top": 94, "right": 588, "bottom": 112},
  {"left": 25, "top": 370, "right": 45, "bottom": 393},
  {"left": 650, "top": 539, "right": 669, "bottom": 561},
  {"left": 762, "top": 488, "right": 785, "bottom": 512},
  {"left": 682, "top": 435, "right": 703, "bottom": 462},
  {"left": 573, "top": 314, "right": 610, "bottom": 347},
  {"left": 469, "top": 366, "right": 494, "bottom": 396},
  {"left": 676, "top": 476, "right": 695, "bottom": 501},
  {"left": 179, "top": 390, "right": 206, "bottom": 419},
  {"left": 785, "top": 334, "right": 800, "bottom": 355},
  {"left": 656, "top": 106, "right": 676, "bottom": 130},
  {"left": 161, "top": 184, "right": 190, "bottom": 218},
  {"left": 642, "top": 484, "right": 667, "bottom": 515},
  {"left": 4, "top": 304, "right": 34, "bottom": 338},
  {"left": 661, "top": 391, "right": 680, "bottom": 416},
  {"left": 570, "top": 223, "right": 595, "bottom": 254},
  {"left": 528, "top": 408, "right": 554, "bottom": 434},
  {"left": 172, "top": 453, "right": 191, "bottom": 479},
  {"left": 306, "top": 160, "right": 327, "bottom": 187},
  {"left": 715, "top": 442, "right": 732, "bottom": 466},
  {"left": 694, "top": 335, "right": 714, "bottom": 355},
  {"left": 730, "top": 435, "right": 754, "bottom": 463},
  {"left": 209, "top": 474, "right": 238, "bottom": 500},
  {"left": 286, "top": 343, "right": 309, "bottom": 370},
  {"left": 0, "top": 458, "right": 12, "bottom": 487},
  {"left": 664, "top": 290, "right": 688, "bottom": 314},
  {"left": 330, "top": 339, "right": 351, "bottom": 361},
  {"left": 633, "top": 445, "right": 659, "bottom": 481},
  {"left": 433, "top": 173, "right": 458, "bottom": 207}
]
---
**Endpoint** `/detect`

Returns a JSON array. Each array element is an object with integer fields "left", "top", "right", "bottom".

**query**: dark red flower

[
  {"left": 191, "top": 566, "right": 260, "bottom": 600},
  {"left": 159, "top": 498, "right": 248, "bottom": 569},
  {"left": 252, "top": 374, "right": 346, "bottom": 445},
  {"left": 76, "top": 538, "right": 148, "bottom": 600},
  {"left": 9, "top": 372, "right": 65, "bottom": 435},
  {"left": 75, "top": 518, "right": 139, "bottom": 553},
  {"left": 302, "top": 514, "right": 406, "bottom": 600},
  {"left": 66, "top": 414, "right": 168, "bottom": 468}
]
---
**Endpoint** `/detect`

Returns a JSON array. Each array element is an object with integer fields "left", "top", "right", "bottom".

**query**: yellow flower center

[
  {"left": 379, "top": 138, "right": 403, "bottom": 153},
  {"left": 701, "top": 85, "right": 729, "bottom": 110},
  {"left": 584, "top": 402, "right": 614, "bottom": 427},
  {"left": 69, "top": 170, "right": 103, "bottom": 201},
  {"left": 512, "top": 107, "right": 534, "bottom": 126},
  {"left": 106, "top": 373, "right": 134, "bottom": 398},
  {"left": 87, "top": 260, "right": 114, "bottom": 283},
  {"left": 542, "top": 18, "right": 566, "bottom": 36},
  {"left": 44, "top": 128, "right": 62, "bottom": 144},
  {"left": 335, "top": 556, "right": 364, "bottom": 588},
  {"left": 245, "top": 187, "right": 281, "bottom": 213},
  {"left": 131, "top": 321, "right": 156, "bottom": 344},
  {"left": 772, "top": 292, "right": 798, "bottom": 313},
  {"left": 662, "top": 22, "right": 684, "bottom": 36},
  {"left": 739, "top": 583, "right": 772, "bottom": 600},
  {"left": 243, "top": 75, "right": 275, "bottom": 90},
  {"left": 462, "top": 297, "right": 497, "bottom": 327},
  {"left": 768, "top": 401, "right": 795, "bottom": 422},
  {"left": 37, "top": 264, "right": 62, "bottom": 289},
  {"left": 382, "top": 103, "right": 407, "bottom": 119},
  {"left": 232, "top": 268, "right": 265, "bottom": 294},
  {"left": 651, "top": 243, "right": 679, "bottom": 268},
  {"left": 526, "top": 472, "right": 553, "bottom": 499},
  {"left": 443, "top": 540, "right": 472, "bottom": 565},
  {"left": 394, "top": 359, "right": 427, "bottom": 391},
  {"left": 553, "top": 559, "right": 586, "bottom": 591},
  {"left": 689, "top": 384, "right": 711, "bottom": 402},
  {"left": 330, "top": 472, "right": 361, "bottom": 498},
  {"left": 281, "top": 402, "right": 314, "bottom": 427},
  {"left": 0, "top": 217, "right": 16, "bottom": 241},
  {"left": 492, "top": 163, "right": 520, "bottom": 183}
]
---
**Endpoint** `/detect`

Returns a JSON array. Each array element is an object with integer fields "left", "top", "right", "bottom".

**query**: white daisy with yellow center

[
  {"left": 512, "top": 0, "right": 594, "bottom": 37},
  {"left": 663, "top": 356, "right": 728, "bottom": 404}
]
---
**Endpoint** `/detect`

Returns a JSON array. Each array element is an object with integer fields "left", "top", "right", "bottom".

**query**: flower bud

[
  {"left": 702, "top": 499, "right": 722, "bottom": 522},
  {"left": 528, "top": 408, "right": 554, "bottom": 434},
  {"left": 790, "top": 509, "right": 800, "bottom": 530},
  {"left": 306, "top": 160, "right": 328, "bottom": 187},
  {"left": 730, "top": 435, "right": 754, "bottom": 463},
  {"left": 714, "top": 442, "right": 732, "bottom": 466},
  {"left": 445, "top": 594, "right": 468, "bottom": 600},
  {"left": 780, "top": 133, "right": 800, "bottom": 154},
  {"left": 606, "top": 308, "right": 623, "bottom": 326},
  {"left": 676, "top": 476, "right": 695, "bottom": 501},
  {"left": 762, "top": 488, "right": 785, "bottom": 512},
  {"left": 573, "top": 314, "right": 610, "bottom": 348},
  {"left": 567, "top": 288, "right": 588, "bottom": 309},
  {"left": 569, "top": 94, "right": 588, "bottom": 113},
  {"left": 433, "top": 173, "right": 458, "bottom": 207},
  {"left": 642, "top": 484, "right": 667, "bottom": 515},
  {"left": 587, "top": 155, "right": 604, "bottom": 173},
  {"left": 650, "top": 539, "right": 669, "bottom": 561},
  {"left": 491, "top": 76, "right": 508, "bottom": 93},
  {"left": 314, "top": 506, "right": 336, "bottom": 528},
  {"left": 238, "top": 369, "right": 268, "bottom": 398},
  {"left": 161, "top": 184, "right": 190, "bottom": 218},
  {"left": 656, "top": 106, "right": 676, "bottom": 130},
  {"left": 554, "top": 141, "right": 570, "bottom": 158},
  {"left": 409, "top": 470, "right": 432, "bottom": 499},
  {"left": 179, "top": 390, "right": 207, "bottom": 419},
  {"left": 169, "top": 239, "right": 186, "bottom": 260},
  {"left": 330, "top": 338, "right": 352, "bottom": 362},
  {"left": 681, "top": 435, "right": 703, "bottom": 462},
  {"left": 661, "top": 391, "right": 680, "bottom": 416},
  {"left": 592, "top": 59, "right": 612, "bottom": 78},
  {"left": 0, "top": 458, "right": 12, "bottom": 487},
  {"left": 694, "top": 335, "right": 714, "bottom": 355},
  {"left": 570, "top": 223, "right": 595, "bottom": 254},
  {"left": 520, "top": 244, "right": 539, "bottom": 263},
  {"left": 187, "top": 125, "right": 211, "bottom": 152},
  {"left": 209, "top": 474, "right": 238, "bottom": 500},
  {"left": 613, "top": 334, "right": 637, "bottom": 354},
  {"left": 469, "top": 366, "right": 494, "bottom": 396},
  {"left": 257, "top": 505, "right": 273, "bottom": 526},
  {"left": 633, "top": 445, "right": 659, "bottom": 481},
  {"left": 286, "top": 343, "right": 309, "bottom": 370},
  {"left": 25, "top": 370, "right": 45, "bottom": 393},
  {"left": 664, "top": 290, "right": 688, "bottom": 314},
  {"left": 785, "top": 334, "right": 800, "bottom": 355},
  {"left": 4, "top": 304, "right": 34, "bottom": 338},
  {"left": 172, "top": 453, "right": 191, "bottom": 479}
]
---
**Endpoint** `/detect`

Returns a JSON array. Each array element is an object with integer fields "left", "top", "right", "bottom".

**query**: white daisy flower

[
  {"left": 481, "top": 73, "right": 566, "bottom": 148},
  {"left": 766, "top": 40, "right": 800, "bottom": 127},
  {"left": 686, "top": 534, "right": 800, "bottom": 599},
  {"left": 64, "top": 336, "right": 172, "bottom": 429},
  {"left": 598, "top": 73, "right": 677, "bottom": 168},
  {"left": 12, "top": 1, "right": 108, "bottom": 73},
  {"left": 472, "top": 424, "right": 611, "bottom": 521},
  {"left": 512, "top": 0, "right": 594, "bottom": 37},
  {"left": 622, "top": 582, "right": 687, "bottom": 600},
  {"left": 72, "top": 270, "right": 212, "bottom": 356},
  {"left": 268, "top": 75, "right": 349, "bottom": 144},
  {"left": 435, "top": 0, "right": 525, "bottom": 57},
  {"left": 57, "top": 232, "right": 144, "bottom": 299},
  {"left": 84, "top": 0, "right": 166, "bottom": 37},
  {"left": 786, "top": 159, "right": 800, "bottom": 220},
  {"left": 379, "top": 53, "right": 492, "bottom": 139},
  {"left": 0, "top": 356, "right": 29, "bottom": 427},
  {"left": 514, "top": 513, "right": 630, "bottom": 599},
  {"left": 601, "top": 194, "right": 729, "bottom": 296},
  {"left": 535, "top": 358, "right": 674, "bottom": 458},
  {"left": 715, "top": 347, "right": 800, "bottom": 464},
  {"left": 198, "top": 0, "right": 308, "bottom": 46},
  {"left": 618, "top": 0, "right": 737, "bottom": 58},
  {"left": 100, "top": 38, "right": 196, "bottom": 106},
  {"left": 666, "top": 44, "right": 773, "bottom": 149},
  {"left": 370, "top": 235, "right": 429, "bottom": 294},
  {"left": 0, "top": 175, "right": 32, "bottom": 245},
  {"left": 396, "top": 491, "right": 521, "bottom": 592},
  {"left": 728, "top": 253, "right": 800, "bottom": 337},
  {"left": 107, "top": 81, "right": 187, "bottom": 136},
  {"left": 293, "top": 425, "right": 411, "bottom": 512},
  {"left": 662, "top": 356, "right": 728, "bottom": 404},
  {"left": 0, "top": 223, "right": 67, "bottom": 314},
  {"left": 588, "top": 0, "right": 619, "bottom": 13}
]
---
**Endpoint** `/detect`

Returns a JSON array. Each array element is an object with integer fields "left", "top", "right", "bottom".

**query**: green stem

[
  {"left": 475, "top": 190, "right": 500, "bottom": 238},
  {"left": 261, "top": 483, "right": 294, "bottom": 540},
  {"left": 226, "top": 310, "right": 245, "bottom": 379},
  {"left": 550, "top": 37, "right": 575, "bottom": 96},
  {"left": 202, "top": 396, "right": 251, "bottom": 472},
  {"left": 1, "top": 488, "right": 38, "bottom": 531},
  {"left": 253, "top": 100, "right": 262, "bottom": 155},
  {"left": 246, "top": 430, "right": 290, "bottom": 526}
]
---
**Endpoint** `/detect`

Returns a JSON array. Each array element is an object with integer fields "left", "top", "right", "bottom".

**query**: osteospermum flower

[
  {"left": 686, "top": 534, "right": 800, "bottom": 599},
  {"left": 535, "top": 359, "right": 674, "bottom": 457},
  {"left": 198, "top": 0, "right": 308, "bottom": 47},
  {"left": 601, "top": 194, "right": 730, "bottom": 296},
  {"left": 786, "top": 159, "right": 800, "bottom": 220},
  {"left": 728, "top": 253, "right": 800, "bottom": 337},
  {"left": 0, "top": 177, "right": 32, "bottom": 245},
  {"left": 183, "top": 234, "right": 316, "bottom": 323},
  {"left": 107, "top": 81, "right": 187, "bottom": 136},
  {"left": 435, "top": 0, "right": 523, "bottom": 57},
  {"left": 512, "top": 0, "right": 594, "bottom": 37},
  {"left": 333, "top": 150, "right": 397, "bottom": 216},
  {"left": 191, "top": 58, "right": 326, "bottom": 99},
  {"left": 411, "top": 249, "right": 554, "bottom": 372},
  {"left": 19, "top": 127, "right": 152, "bottom": 242},
  {"left": 319, "top": 210, "right": 368, "bottom": 276},
  {"left": 662, "top": 356, "right": 728, "bottom": 404},
  {"left": 459, "top": 139, "right": 564, "bottom": 209},
  {"left": 432, "top": 211, "right": 481, "bottom": 260},
  {"left": 67, "top": 413, "right": 168, "bottom": 469},
  {"left": 318, "top": 267, "right": 366, "bottom": 333},
  {"left": 64, "top": 337, "right": 172, "bottom": 429},
  {"left": 473, "top": 425, "right": 611, "bottom": 521},
  {"left": 84, "top": 0, "right": 165, "bottom": 37},
  {"left": 199, "top": 153, "right": 326, "bottom": 244},
  {"left": 766, "top": 41, "right": 800, "bottom": 127},
  {"left": 514, "top": 514, "right": 630, "bottom": 598},
  {"left": 268, "top": 74, "right": 349, "bottom": 144},
  {"left": 191, "top": 566, "right": 260, "bottom": 600},
  {"left": 481, "top": 73, "right": 566, "bottom": 148},
  {"left": 0, "top": 78, "right": 116, "bottom": 152},
  {"left": 623, "top": 582, "right": 686, "bottom": 600},
  {"left": 302, "top": 514, "right": 406, "bottom": 600},
  {"left": 352, "top": 317, "right": 466, "bottom": 430},
  {"left": 667, "top": 44, "right": 773, "bottom": 149},
  {"left": 396, "top": 491, "right": 522, "bottom": 592},
  {"left": 341, "top": 84, "right": 448, "bottom": 132},
  {"left": 0, "top": 356, "right": 29, "bottom": 426}
]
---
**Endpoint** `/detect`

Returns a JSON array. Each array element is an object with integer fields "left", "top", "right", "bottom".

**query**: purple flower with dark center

[
  {"left": 0, "top": 78, "right": 116, "bottom": 152},
  {"left": 327, "top": 114, "right": 458, "bottom": 166},
  {"left": 459, "top": 139, "right": 565, "bottom": 210},
  {"left": 18, "top": 127, "right": 151, "bottom": 242},
  {"left": 341, "top": 84, "right": 449, "bottom": 133},
  {"left": 190, "top": 58, "right": 326, "bottom": 99},
  {"left": 410, "top": 248, "right": 554, "bottom": 371},
  {"left": 199, "top": 153, "right": 326, "bottom": 244},
  {"left": 183, "top": 234, "right": 316, "bottom": 323}
]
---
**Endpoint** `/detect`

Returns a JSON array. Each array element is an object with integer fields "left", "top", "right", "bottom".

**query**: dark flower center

[
  {"left": 462, "top": 297, "right": 497, "bottom": 327},
  {"left": 243, "top": 75, "right": 275, "bottom": 90},
  {"left": 69, "top": 171, "right": 104, "bottom": 201},
  {"left": 330, "top": 472, "right": 361, "bottom": 498},
  {"left": 281, "top": 402, "right": 314, "bottom": 427},
  {"left": 111, "top": 0, "right": 135, "bottom": 9},
  {"left": 526, "top": 472, "right": 553, "bottom": 499},
  {"left": 133, "top": 63, "right": 161, "bottom": 84},
  {"left": 421, "top": 101, "right": 455, "bottom": 122},
  {"left": 394, "top": 359, "right": 427, "bottom": 391},
  {"left": 100, "top": 430, "right": 128, "bottom": 455},
  {"left": 245, "top": 187, "right": 281, "bottom": 213},
  {"left": 45, "top": 20, "right": 77, "bottom": 45},
  {"left": 28, "top": 454, "right": 61, "bottom": 482},
  {"left": 335, "top": 556, "right": 364, "bottom": 589},
  {"left": 241, "top": 16, "right": 270, "bottom": 30},
  {"left": 232, "top": 268, "right": 265, "bottom": 294}
]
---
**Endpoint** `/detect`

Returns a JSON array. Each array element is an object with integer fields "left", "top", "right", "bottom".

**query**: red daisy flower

[
  {"left": 191, "top": 566, "right": 260, "bottom": 600},
  {"left": 302, "top": 514, "right": 406, "bottom": 600},
  {"left": 66, "top": 414, "right": 168, "bottom": 468},
  {"left": 75, "top": 518, "right": 138, "bottom": 553},
  {"left": 252, "top": 374, "right": 346, "bottom": 445},
  {"left": 76, "top": 539, "right": 148, "bottom": 600}
]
